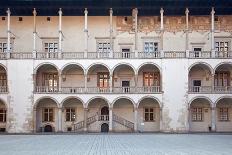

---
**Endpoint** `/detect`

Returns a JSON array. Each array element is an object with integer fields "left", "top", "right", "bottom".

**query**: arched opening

[
  {"left": 214, "top": 63, "right": 232, "bottom": 93},
  {"left": 0, "top": 99, "right": 7, "bottom": 132},
  {"left": 87, "top": 97, "right": 109, "bottom": 132},
  {"left": 44, "top": 124, "right": 53, "bottom": 132},
  {"left": 87, "top": 64, "right": 110, "bottom": 93},
  {"left": 189, "top": 63, "right": 212, "bottom": 93},
  {"left": 62, "top": 97, "right": 84, "bottom": 132},
  {"left": 138, "top": 64, "right": 161, "bottom": 93},
  {"left": 113, "top": 98, "right": 134, "bottom": 132},
  {"left": 61, "top": 64, "right": 85, "bottom": 93},
  {"left": 35, "top": 64, "right": 59, "bottom": 93},
  {"left": 35, "top": 98, "right": 58, "bottom": 132},
  {"left": 101, "top": 123, "right": 109, "bottom": 132},
  {"left": 216, "top": 97, "right": 232, "bottom": 132},
  {"left": 112, "top": 64, "right": 135, "bottom": 93},
  {"left": 189, "top": 98, "right": 212, "bottom": 132},
  {"left": 0, "top": 65, "right": 7, "bottom": 93},
  {"left": 138, "top": 97, "right": 160, "bottom": 132}
]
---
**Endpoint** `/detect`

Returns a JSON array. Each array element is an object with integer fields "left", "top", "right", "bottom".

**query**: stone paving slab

[{"left": 0, "top": 134, "right": 231, "bottom": 155}]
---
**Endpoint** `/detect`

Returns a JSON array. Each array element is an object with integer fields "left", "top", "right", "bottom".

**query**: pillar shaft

[
  {"left": 211, "top": 106, "right": 216, "bottom": 131},
  {"left": 211, "top": 7, "right": 215, "bottom": 57},
  {"left": 109, "top": 8, "right": 113, "bottom": 58},
  {"left": 6, "top": 8, "right": 11, "bottom": 53},
  {"left": 84, "top": 8, "right": 88, "bottom": 58},
  {"left": 133, "top": 8, "right": 138, "bottom": 57},
  {"left": 134, "top": 107, "right": 138, "bottom": 132},
  {"left": 58, "top": 108, "right": 62, "bottom": 132},
  {"left": 58, "top": 8, "right": 62, "bottom": 59},
  {"left": 185, "top": 8, "right": 189, "bottom": 53},
  {"left": 109, "top": 107, "right": 113, "bottom": 132},
  {"left": 160, "top": 8, "right": 164, "bottom": 51},
  {"left": 84, "top": 108, "right": 88, "bottom": 132}
]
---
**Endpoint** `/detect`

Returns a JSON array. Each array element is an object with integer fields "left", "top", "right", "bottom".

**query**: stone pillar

[
  {"left": 33, "top": 109, "right": 37, "bottom": 133},
  {"left": 58, "top": 8, "right": 62, "bottom": 59},
  {"left": 58, "top": 107, "right": 62, "bottom": 132},
  {"left": 6, "top": 8, "right": 11, "bottom": 58},
  {"left": 160, "top": 8, "right": 164, "bottom": 57},
  {"left": 211, "top": 7, "right": 215, "bottom": 58},
  {"left": 109, "top": 74, "right": 113, "bottom": 92},
  {"left": 109, "top": 107, "right": 113, "bottom": 132},
  {"left": 58, "top": 70, "right": 62, "bottom": 92},
  {"left": 185, "top": 8, "right": 190, "bottom": 57},
  {"left": 33, "top": 8, "right": 37, "bottom": 58},
  {"left": 134, "top": 74, "right": 138, "bottom": 92},
  {"left": 84, "top": 74, "right": 87, "bottom": 93},
  {"left": 133, "top": 8, "right": 138, "bottom": 58},
  {"left": 134, "top": 107, "right": 138, "bottom": 132},
  {"left": 159, "top": 107, "right": 163, "bottom": 131},
  {"left": 84, "top": 8, "right": 88, "bottom": 58},
  {"left": 109, "top": 8, "right": 113, "bottom": 58},
  {"left": 186, "top": 107, "right": 191, "bottom": 132},
  {"left": 83, "top": 108, "right": 88, "bottom": 132},
  {"left": 211, "top": 106, "right": 216, "bottom": 132}
]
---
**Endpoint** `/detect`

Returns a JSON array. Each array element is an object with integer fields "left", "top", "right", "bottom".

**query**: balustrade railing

[
  {"left": 10, "top": 52, "right": 33, "bottom": 59},
  {"left": 86, "top": 87, "right": 110, "bottom": 93},
  {"left": 189, "top": 51, "right": 211, "bottom": 58},
  {"left": 98, "top": 115, "right": 109, "bottom": 121},
  {"left": 62, "top": 52, "right": 84, "bottom": 59},
  {"left": 215, "top": 51, "right": 232, "bottom": 58},
  {"left": 35, "top": 86, "right": 59, "bottom": 93},
  {"left": 61, "top": 87, "right": 85, "bottom": 94},
  {"left": 113, "top": 114, "right": 134, "bottom": 130},
  {"left": 36, "top": 52, "right": 58, "bottom": 59},
  {"left": 0, "top": 53, "right": 7, "bottom": 59},
  {"left": 112, "top": 87, "right": 136, "bottom": 93},
  {"left": 87, "top": 52, "right": 110, "bottom": 59},
  {"left": 113, "top": 52, "right": 135, "bottom": 59},
  {"left": 164, "top": 51, "right": 186, "bottom": 58},
  {"left": 138, "top": 52, "right": 160, "bottom": 58},
  {"left": 189, "top": 86, "right": 212, "bottom": 93},
  {"left": 214, "top": 86, "right": 232, "bottom": 93},
  {"left": 137, "top": 86, "right": 161, "bottom": 93}
]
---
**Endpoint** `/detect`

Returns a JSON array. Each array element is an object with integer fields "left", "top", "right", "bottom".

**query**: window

[
  {"left": 0, "top": 74, "right": 7, "bottom": 87},
  {"left": 214, "top": 71, "right": 230, "bottom": 87},
  {"left": 215, "top": 41, "right": 229, "bottom": 52},
  {"left": 0, "top": 42, "right": 12, "bottom": 53},
  {"left": 0, "top": 109, "right": 6, "bottom": 122},
  {"left": 97, "top": 42, "right": 110, "bottom": 53},
  {"left": 66, "top": 108, "right": 76, "bottom": 122},
  {"left": 193, "top": 48, "right": 202, "bottom": 58},
  {"left": 219, "top": 108, "right": 229, "bottom": 121},
  {"left": 42, "top": 73, "right": 58, "bottom": 91},
  {"left": 44, "top": 42, "right": 58, "bottom": 53},
  {"left": 191, "top": 108, "right": 203, "bottom": 121},
  {"left": 143, "top": 72, "right": 160, "bottom": 87},
  {"left": 144, "top": 42, "right": 158, "bottom": 53},
  {"left": 144, "top": 108, "right": 155, "bottom": 121},
  {"left": 43, "top": 108, "right": 54, "bottom": 122}
]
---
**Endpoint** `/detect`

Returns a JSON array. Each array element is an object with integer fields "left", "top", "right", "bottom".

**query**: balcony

[
  {"left": 138, "top": 52, "right": 161, "bottom": 58},
  {"left": 189, "top": 51, "right": 211, "bottom": 58},
  {"left": 164, "top": 51, "right": 186, "bottom": 58},
  {"left": 215, "top": 51, "right": 232, "bottom": 58}
]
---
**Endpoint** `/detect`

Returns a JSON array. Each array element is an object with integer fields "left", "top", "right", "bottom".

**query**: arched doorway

[
  {"left": 101, "top": 123, "right": 109, "bottom": 132},
  {"left": 44, "top": 124, "right": 53, "bottom": 132}
]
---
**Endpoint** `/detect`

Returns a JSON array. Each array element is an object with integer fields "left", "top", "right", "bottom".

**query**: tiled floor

[{"left": 0, "top": 134, "right": 231, "bottom": 155}]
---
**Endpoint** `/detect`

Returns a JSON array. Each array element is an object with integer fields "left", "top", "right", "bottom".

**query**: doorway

[
  {"left": 101, "top": 123, "right": 109, "bottom": 132},
  {"left": 44, "top": 125, "right": 53, "bottom": 132},
  {"left": 122, "top": 80, "right": 130, "bottom": 93}
]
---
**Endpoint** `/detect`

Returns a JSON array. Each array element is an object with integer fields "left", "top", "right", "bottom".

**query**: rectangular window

[
  {"left": 144, "top": 108, "right": 155, "bottom": 122},
  {"left": 97, "top": 42, "right": 110, "bottom": 53},
  {"left": 193, "top": 48, "right": 202, "bottom": 58},
  {"left": 0, "top": 109, "right": 6, "bottom": 122},
  {"left": 0, "top": 74, "right": 7, "bottom": 87},
  {"left": 191, "top": 108, "right": 203, "bottom": 121},
  {"left": 43, "top": 108, "right": 54, "bottom": 122},
  {"left": 42, "top": 73, "right": 58, "bottom": 91},
  {"left": 0, "top": 42, "right": 12, "bottom": 53},
  {"left": 219, "top": 108, "right": 229, "bottom": 121},
  {"left": 66, "top": 108, "right": 76, "bottom": 122},
  {"left": 44, "top": 42, "right": 58, "bottom": 53},
  {"left": 97, "top": 73, "right": 109, "bottom": 88},
  {"left": 144, "top": 42, "right": 158, "bottom": 53},
  {"left": 143, "top": 72, "right": 160, "bottom": 87},
  {"left": 215, "top": 41, "right": 229, "bottom": 52},
  {"left": 214, "top": 71, "right": 230, "bottom": 87}
]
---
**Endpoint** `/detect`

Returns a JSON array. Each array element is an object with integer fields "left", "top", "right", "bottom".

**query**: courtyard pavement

[{"left": 0, "top": 133, "right": 231, "bottom": 155}]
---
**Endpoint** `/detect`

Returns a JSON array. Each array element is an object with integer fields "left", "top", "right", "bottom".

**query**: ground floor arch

[
  {"left": 138, "top": 97, "right": 161, "bottom": 132},
  {"left": 189, "top": 98, "right": 212, "bottom": 132},
  {"left": 0, "top": 99, "right": 7, "bottom": 132}
]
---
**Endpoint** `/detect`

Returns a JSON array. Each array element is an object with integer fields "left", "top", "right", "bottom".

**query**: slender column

[
  {"left": 133, "top": 8, "right": 138, "bottom": 58},
  {"left": 84, "top": 74, "right": 87, "bottom": 92},
  {"left": 58, "top": 8, "right": 62, "bottom": 58},
  {"left": 159, "top": 107, "right": 163, "bottom": 131},
  {"left": 109, "top": 74, "right": 113, "bottom": 92},
  {"left": 134, "top": 74, "right": 138, "bottom": 92},
  {"left": 160, "top": 8, "right": 164, "bottom": 57},
  {"left": 6, "top": 8, "right": 11, "bottom": 58},
  {"left": 134, "top": 107, "right": 138, "bottom": 132},
  {"left": 84, "top": 8, "right": 88, "bottom": 58},
  {"left": 109, "top": 8, "right": 113, "bottom": 58},
  {"left": 185, "top": 8, "right": 190, "bottom": 57},
  {"left": 211, "top": 7, "right": 215, "bottom": 58},
  {"left": 83, "top": 108, "right": 88, "bottom": 132},
  {"left": 109, "top": 107, "right": 113, "bottom": 132},
  {"left": 58, "top": 107, "right": 62, "bottom": 132},
  {"left": 188, "top": 107, "right": 191, "bottom": 132},
  {"left": 33, "top": 8, "right": 37, "bottom": 56},
  {"left": 211, "top": 106, "right": 216, "bottom": 132},
  {"left": 58, "top": 70, "right": 62, "bottom": 92},
  {"left": 33, "top": 109, "right": 37, "bottom": 133}
]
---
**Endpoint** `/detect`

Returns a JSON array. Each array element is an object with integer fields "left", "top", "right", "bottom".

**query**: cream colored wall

[
  {"left": 62, "top": 67, "right": 84, "bottom": 87},
  {"left": 189, "top": 67, "right": 212, "bottom": 87}
]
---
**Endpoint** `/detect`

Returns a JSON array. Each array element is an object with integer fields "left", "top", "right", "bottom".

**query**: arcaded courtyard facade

[{"left": 0, "top": 0, "right": 231, "bottom": 133}]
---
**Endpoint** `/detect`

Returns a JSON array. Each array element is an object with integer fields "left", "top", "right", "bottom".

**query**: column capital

[
  {"left": 185, "top": 8, "right": 189, "bottom": 15},
  {"left": 132, "top": 8, "right": 138, "bottom": 14},
  {"left": 211, "top": 7, "right": 215, "bottom": 15},
  {"left": 58, "top": 8, "right": 62, "bottom": 15},
  {"left": 109, "top": 8, "right": 113, "bottom": 14},
  {"left": 6, "top": 8, "right": 11, "bottom": 15},
  {"left": 33, "top": 8, "right": 37, "bottom": 16},
  {"left": 84, "top": 8, "right": 88, "bottom": 14},
  {"left": 160, "top": 8, "right": 164, "bottom": 14}
]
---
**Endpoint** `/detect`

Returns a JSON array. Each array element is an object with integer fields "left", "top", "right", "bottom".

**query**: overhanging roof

[{"left": 0, "top": 0, "right": 232, "bottom": 16}]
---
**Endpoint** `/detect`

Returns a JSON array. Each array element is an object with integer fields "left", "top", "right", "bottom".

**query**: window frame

[
  {"left": 144, "top": 107, "right": 156, "bottom": 122},
  {"left": 0, "top": 108, "right": 6, "bottom": 123},
  {"left": 65, "top": 108, "right": 76, "bottom": 122},
  {"left": 219, "top": 107, "right": 229, "bottom": 122},
  {"left": 191, "top": 107, "right": 203, "bottom": 122},
  {"left": 42, "top": 108, "right": 54, "bottom": 122}
]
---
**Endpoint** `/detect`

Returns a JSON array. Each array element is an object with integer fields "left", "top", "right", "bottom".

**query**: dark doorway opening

[
  {"left": 44, "top": 125, "right": 53, "bottom": 132},
  {"left": 101, "top": 123, "right": 109, "bottom": 132}
]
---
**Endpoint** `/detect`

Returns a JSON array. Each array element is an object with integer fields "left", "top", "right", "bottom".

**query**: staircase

[
  {"left": 113, "top": 114, "right": 134, "bottom": 130},
  {"left": 73, "top": 114, "right": 98, "bottom": 131}
]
